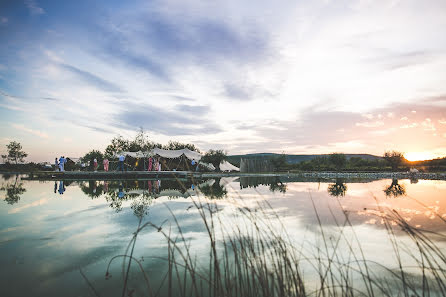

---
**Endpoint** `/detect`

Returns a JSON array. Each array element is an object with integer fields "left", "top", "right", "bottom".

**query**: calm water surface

[{"left": 1, "top": 175, "right": 445, "bottom": 297}]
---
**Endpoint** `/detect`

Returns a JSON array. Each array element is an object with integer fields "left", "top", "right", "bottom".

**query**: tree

[
  {"left": 104, "top": 136, "right": 131, "bottom": 159},
  {"left": 328, "top": 153, "right": 347, "bottom": 171},
  {"left": 82, "top": 150, "right": 104, "bottom": 170},
  {"left": 270, "top": 154, "right": 287, "bottom": 172},
  {"left": 201, "top": 149, "right": 227, "bottom": 171},
  {"left": 383, "top": 151, "right": 405, "bottom": 171},
  {"left": 163, "top": 140, "right": 201, "bottom": 153},
  {"left": 2, "top": 141, "right": 27, "bottom": 164}
]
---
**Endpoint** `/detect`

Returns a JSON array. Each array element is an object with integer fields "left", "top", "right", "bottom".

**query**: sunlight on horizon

[{"left": 405, "top": 152, "right": 439, "bottom": 162}]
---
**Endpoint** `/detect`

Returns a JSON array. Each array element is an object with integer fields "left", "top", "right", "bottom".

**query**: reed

[{"left": 101, "top": 182, "right": 446, "bottom": 297}]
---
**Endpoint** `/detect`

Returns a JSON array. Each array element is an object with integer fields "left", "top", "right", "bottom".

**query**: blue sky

[{"left": 1, "top": 0, "right": 446, "bottom": 162}]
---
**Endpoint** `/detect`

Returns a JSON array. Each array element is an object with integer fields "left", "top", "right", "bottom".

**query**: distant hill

[{"left": 227, "top": 153, "right": 382, "bottom": 166}]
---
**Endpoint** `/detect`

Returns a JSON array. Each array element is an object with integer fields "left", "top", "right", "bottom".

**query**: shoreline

[{"left": 2, "top": 170, "right": 444, "bottom": 181}]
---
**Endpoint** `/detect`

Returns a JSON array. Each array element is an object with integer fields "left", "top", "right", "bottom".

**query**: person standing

[
  {"left": 148, "top": 157, "right": 153, "bottom": 171},
  {"left": 93, "top": 158, "right": 98, "bottom": 172},
  {"left": 118, "top": 154, "right": 125, "bottom": 171},
  {"left": 191, "top": 159, "right": 196, "bottom": 171},
  {"left": 103, "top": 158, "right": 109, "bottom": 172},
  {"left": 59, "top": 156, "right": 65, "bottom": 172},
  {"left": 54, "top": 158, "right": 59, "bottom": 172}
]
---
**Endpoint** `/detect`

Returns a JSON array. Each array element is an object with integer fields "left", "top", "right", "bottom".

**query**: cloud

[
  {"left": 115, "top": 103, "right": 221, "bottom": 135},
  {"left": 58, "top": 63, "right": 122, "bottom": 93},
  {"left": 11, "top": 123, "right": 48, "bottom": 139},
  {"left": 356, "top": 121, "right": 384, "bottom": 128},
  {"left": 24, "top": 0, "right": 45, "bottom": 15}
]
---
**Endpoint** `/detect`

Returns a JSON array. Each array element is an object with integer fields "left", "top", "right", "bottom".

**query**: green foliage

[
  {"left": 383, "top": 151, "right": 405, "bottom": 171},
  {"left": 328, "top": 153, "right": 347, "bottom": 171},
  {"left": 81, "top": 150, "right": 104, "bottom": 170},
  {"left": 1, "top": 176, "right": 26, "bottom": 204},
  {"left": 328, "top": 179, "right": 347, "bottom": 197},
  {"left": 104, "top": 136, "right": 131, "bottom": 159},
  {"left": 198, "top": 178, "right": 227, "bottom": 199},
  {"left": 2, "top": 141, "right": 27, "bottom": 164},
  {"left": 201, "top": 149, "right": 227, "bottom": 171},
  {"left": 270, "top": 154, "right": 288, "bottom": 172},
  {"left": 163, "top": 140, "right": 201, "bottom": 153},
  {"left": 103, "top": 130, "right": 200, "bottom": 159}
]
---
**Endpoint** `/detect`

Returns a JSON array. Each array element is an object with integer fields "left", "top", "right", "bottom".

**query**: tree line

[{"left": 270, "top": 151, "right": 446, "bottom": 172}]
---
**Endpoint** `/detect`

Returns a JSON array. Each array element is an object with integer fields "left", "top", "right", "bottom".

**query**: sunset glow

[{"left": 405, "top": 152, "right": 437, "bottom": 162}]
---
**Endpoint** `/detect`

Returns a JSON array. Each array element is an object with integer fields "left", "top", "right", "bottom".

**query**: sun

[{"left": 404, "top": 152, "right": 436, "bottom": 162}]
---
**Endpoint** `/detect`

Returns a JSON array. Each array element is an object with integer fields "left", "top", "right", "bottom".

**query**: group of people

[
  {"left": 53, "top": 154, "right": 198, "bottom": 172},
  {"left": 147, "top": 157, "right": 162, "bottom": 172},
  {"left": 55, "top": 156, "right": 67, "bottom": 172},
  {"left": 91, "top": 158, "right": 109, "bottom": 172}
]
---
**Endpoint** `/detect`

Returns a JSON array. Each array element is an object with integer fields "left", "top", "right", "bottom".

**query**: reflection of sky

[{"left": 0, "top": 176, "right": 445, "bottom": 296}]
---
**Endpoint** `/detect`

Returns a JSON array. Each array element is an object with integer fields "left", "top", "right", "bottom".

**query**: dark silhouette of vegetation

[
  {"left": 201, "top": 150, "right": 227, "bottom": 171},
  {"left": 81, "top": 150, "right": 104, "bottom": 171},
  {"left": 2, "top": 141, "right": 27, "bottom": 164},
  {"left": 328, "top": 153, "right": 347, "bottom": 171},
  {"left": 1, "top": 175, "right": 26, "bottom": 204},
  {"left": 327, "top": 179, "right": 347, "bottom": 197},
  {"left": 80, "top": 180, "right": 104, "bottom": 198},
  {"left": 384, "top": 178, "right": 406, "bottom": 198},
  {"left": 163, "top": 140, "right": 201, "bottom": 153},
  {"left": 104, "top": 129, "right": 199, "bottom": 160},
  {"left": 198, "top": 178, "right": 227, "bottom": 199},
  {"left": 383, "top": 150, "right": 405, "bottom": 171},
  {"left": 270, "top": 153, "right": 288, "bottom": 172},
  {"left": 269, "top": 181, "right": 287, "bottom": 193}
]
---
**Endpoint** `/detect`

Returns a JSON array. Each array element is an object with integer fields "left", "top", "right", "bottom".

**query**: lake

[{"left": 1, "top": 174, "right": 445, "bottom": 297}]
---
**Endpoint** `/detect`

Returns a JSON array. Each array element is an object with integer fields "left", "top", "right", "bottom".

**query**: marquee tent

[
  {"left": 116, "top": 148, "right": 202, "bottom": 160},
  {"left": 114, "top": 149, "right": 239, "bottom": 171}
]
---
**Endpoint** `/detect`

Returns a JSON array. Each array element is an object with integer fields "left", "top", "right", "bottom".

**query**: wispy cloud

[
  {"left": 58, "top": 63, "right": 122, "bottom": 93},
  {"left": 11, "top": 123, "right": 49, "bottom": 139},
  {"left": 24, "top": 0, "right": 45, "bottom": 15}
]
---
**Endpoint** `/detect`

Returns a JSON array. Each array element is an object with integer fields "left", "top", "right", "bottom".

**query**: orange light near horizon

[{"left": 404, "top": 152, "right": 436, "bottom": 162}]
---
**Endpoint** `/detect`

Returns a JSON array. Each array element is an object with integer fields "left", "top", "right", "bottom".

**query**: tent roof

[{"left": 116, "top": 148, "right": 202, "bottom": 160}]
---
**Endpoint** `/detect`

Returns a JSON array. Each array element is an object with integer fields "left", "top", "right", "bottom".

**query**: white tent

[
  {"left": 116, "top": 148, "right": 202, "bottom": 160},
  {"left": 114, "top": 149, "right": 238, "bottom": 171},
  {"left": 220, "top": 160, "right": 240, "bottom": 171}
]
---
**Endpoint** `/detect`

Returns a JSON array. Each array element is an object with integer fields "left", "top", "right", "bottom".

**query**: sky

[{"left": 0, "top": 0, "right": 446, "bottom": 162}]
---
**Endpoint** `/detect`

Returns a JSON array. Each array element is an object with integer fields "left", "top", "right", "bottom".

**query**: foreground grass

[{"left": 96, "top": 185, "right": 446, "bottom": 297}]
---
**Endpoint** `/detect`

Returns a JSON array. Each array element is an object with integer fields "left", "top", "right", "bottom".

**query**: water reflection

[
  {"left": 239, "top": 176, "right": 287, "bottom": 193},
  {"left": 384, "top": 178, "right": 406, "bottom": 198},
  {"left": 1, "top": 175, "right": 446, "bottom": 297},
  {"left": 0, "top": 175, "right": 26, "bottom": 204},
  {"left": 327, "top": 178, "right": 347, "bottom": 197},
  {"left": 198, "top": 178, "right": 227, "bottom": 199}
]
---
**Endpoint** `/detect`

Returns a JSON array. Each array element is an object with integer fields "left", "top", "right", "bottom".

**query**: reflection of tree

[
  {"left": 130, "top": 192, "right": 153, "bottom": 218},
  {"left": 199, "top": 178, "right": 227, "bottom": 199},
  {"left": 1, "top": 175, "right": 26, "bottom": 204},
  {"left": 384, "top": 179, "right": 406, "bottom": 198},
  {"left": 328, "top": 179, "right": 347, "bottom": 197},
  {"left": 80, "top": 181, "right": 103, "bottom": 198},
  {"left": 102, "top": 181, "right": 155, "bottom": 217},
  {"left": 269, "top": 181, "right": 287, "bottom": 193}
]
